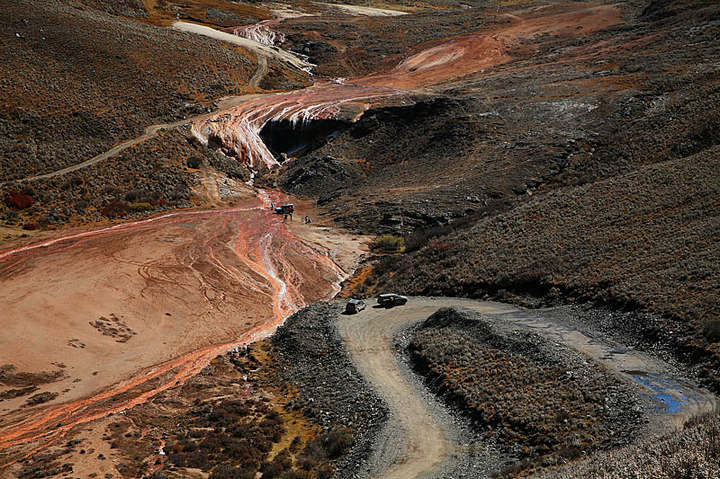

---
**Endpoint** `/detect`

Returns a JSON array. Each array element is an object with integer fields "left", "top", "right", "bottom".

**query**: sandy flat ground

[{"left": 0, "top": 188, "right": 367, "bottom": 461}]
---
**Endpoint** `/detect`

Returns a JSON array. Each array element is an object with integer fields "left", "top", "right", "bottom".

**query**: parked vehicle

[
  {"left": 345, "top": 299, "right": 366, "bottom": 314},
  {"left": 274, "top": 204, "right": 294, "bottom": 215},
  {"left": 377, "top": 293, "right": 408, "bottom": 308}
]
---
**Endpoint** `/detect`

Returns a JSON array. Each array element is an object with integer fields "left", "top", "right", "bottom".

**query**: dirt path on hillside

[
  {"left": 2, "top": 93, "right": 268, "bottom": 186},
  {"left": 316, "top": 2, "right": 409, "bottom": 16},
  {"left": 3, "top": 118, "right": 191, "bottom": 185},
  {"left": 338, "top": 297, "right": 719, "bottom": 478},
  {"left": 250, "top": 54, "right": 269, "bottom": 88},
  {"left": 173, "top": 21, "right": 312, "bottom": 72}
]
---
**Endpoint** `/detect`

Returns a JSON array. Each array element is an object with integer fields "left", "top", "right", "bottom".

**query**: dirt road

[
  {"left": 2, "top": 93, "right": 263, "bottom": 185},
  {"left": 338, "top": 297, "right": 718, "bottom": 478},
  {"left": 337, "top": 299, "right": 514, "bottom": 478}
]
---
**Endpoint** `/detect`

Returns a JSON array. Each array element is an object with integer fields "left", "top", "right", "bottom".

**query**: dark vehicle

[
  {"left": 274, "top": 204, "right": 295, "bottom": 215},
  {"left": 377, "top": 293, "right": 408, "bottom": 308},
  {"left": 345, "top": 299, "right": 366, "bottom": 314}
]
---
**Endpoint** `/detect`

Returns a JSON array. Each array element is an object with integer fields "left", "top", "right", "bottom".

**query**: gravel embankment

[
  {"left": 405, "top": 307, "right": 645, "bottom": 474},
  {"left": 272, "top": 302, "right": 388, "bottom": 477}
]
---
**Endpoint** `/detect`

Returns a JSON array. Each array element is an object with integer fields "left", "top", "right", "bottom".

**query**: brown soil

[
  {"left": 0, "top": 185, "right": 365, "bottom": 468},
  {"left": 1, "top": 0, "right": 718, "bottom": 475}
]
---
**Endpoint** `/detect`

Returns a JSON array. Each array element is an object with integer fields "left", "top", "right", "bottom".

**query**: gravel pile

[{"left": 272, "top": 302, "right": 388, "bottom": 478}]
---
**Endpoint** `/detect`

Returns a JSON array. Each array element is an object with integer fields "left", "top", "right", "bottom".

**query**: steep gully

[{"left": 0, "top": 3, "right": 625, "bottom": 467}]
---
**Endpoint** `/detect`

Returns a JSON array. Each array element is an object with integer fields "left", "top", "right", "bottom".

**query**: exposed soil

[
  {"left": 1, "top": 0, "right": 718, "bottom": 476},
  {"left": 0, "top": 185, "right": 365, "bottom": 468}
]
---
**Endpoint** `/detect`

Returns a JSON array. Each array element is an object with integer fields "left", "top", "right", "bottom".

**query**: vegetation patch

[
  {"left": 25, "top": 391, "right": 59, "bottom": 406},
  {"left": 4, "top": 189, "right": 34, "bottom": 210},
  {"left": 407, "top": 308, "right": 643, "bottom": 472},
  {"left": 0, "top": 364, "right": 64, "bottom": 388},
  {"left": 537, "top": 413, "right": 720, "bottom": 478},
  {"left": 90, "top": 314, "right": 136, "bottom": 343},
  {"left": 369, "top": 234, "right": 405, "bottom": 253}
]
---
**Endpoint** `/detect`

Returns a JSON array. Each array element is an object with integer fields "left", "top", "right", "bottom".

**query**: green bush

[
  {"left": 370, "top": 234, "right": 405, "bottom": 253},
  {"left": 129, "top": 202, "right": 153, "bottom": 212}
]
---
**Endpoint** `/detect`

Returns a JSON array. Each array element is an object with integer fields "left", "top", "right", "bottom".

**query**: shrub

[
  {"left": 370, "top": 234, "right": 405, "bottom": 253},
  {"left": 25, "top": 391, "right": 58, "bottom": 405},
  {"left": 260, "top": 461, "right": 283, "bottom": 478},
  {"left": 187, "top": 157, "right": 202, "bottom": 169},
  {"left": 703, "top": 319, "right": 720, "bottom": 342},
  {"left": 323, "top": 427, "right": 353, "bottom": 459},
  {"left": 22, "top": 222, "right": 38, "bottom": 230},
  {"left": 404, "top": 224, "right": 452, "bottom": 252},
  {"left": 316, "top": 465, "right": 334, "bottom": 479},
  {"left": 101, "top": 200, "right": 129, "bottom": 218},
  {"left": 426, "top": 239, "right": 454, "bottom": 254},
  {"left": 4, "top": 190, "right": 34, "bottom": 209},
  {"left": 209, "top": 464, "right": 254, "bottom": 479},
  {"left": 289, "top": 436, "right": 302, "bottom": 453},
  {"left": 129, "top": 202, "right": 153, "bottom": 212}
]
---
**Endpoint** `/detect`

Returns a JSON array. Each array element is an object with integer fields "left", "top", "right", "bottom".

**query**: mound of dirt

[{"left": 407, "top": 307, "right": 643, "bottom": 470}]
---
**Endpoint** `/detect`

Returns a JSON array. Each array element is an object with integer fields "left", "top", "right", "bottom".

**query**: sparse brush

[
  {"left": 702, "top": 319, "right": 720, "bottom": 343},
  {"left": 370, "top": 234, "right": 405, "bottom": 253},
  {"left": 129, "top": 202, "right": 154, "bottom": 212}
]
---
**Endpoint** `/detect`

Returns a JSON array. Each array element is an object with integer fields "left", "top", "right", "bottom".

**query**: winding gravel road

[
  {"left": 337, "top": 297, "right": 718, "bottom": 478},
  {"left": 337, "top": 299, "right": 515, "bottom": 478}
]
